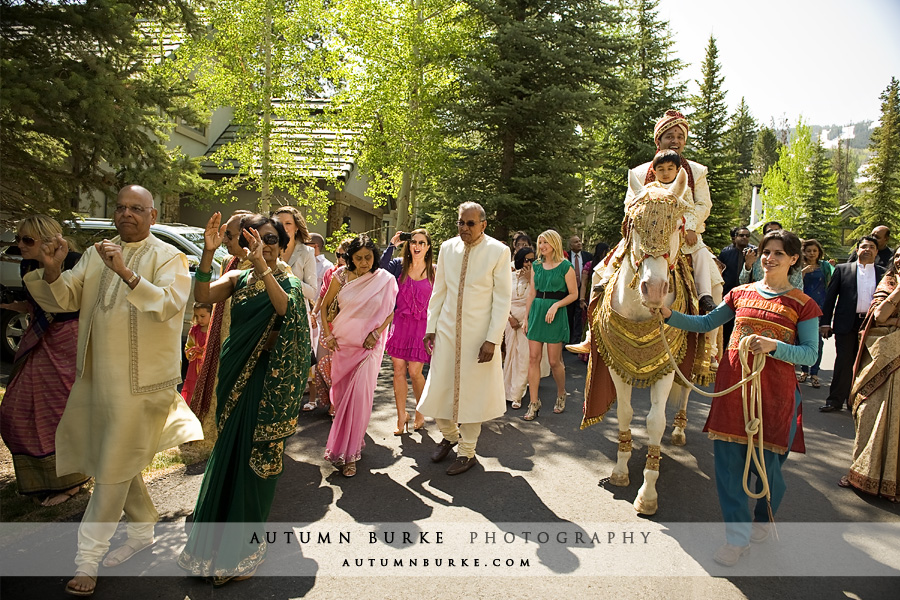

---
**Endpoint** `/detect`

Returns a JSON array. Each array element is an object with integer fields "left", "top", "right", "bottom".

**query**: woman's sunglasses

[
  {"left": 523, "top": 257, "right": 535, "bottom": 263},
  {"left": 15, "top": 235, "right": 37, "bottom": 247},
  {"left": 260, "top": 233, "right": 280, "bottom": 246}
]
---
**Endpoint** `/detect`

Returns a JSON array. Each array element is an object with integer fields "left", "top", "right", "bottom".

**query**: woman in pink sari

[{"left": 319, "top": 235, "right": 398, "bottom": 476}]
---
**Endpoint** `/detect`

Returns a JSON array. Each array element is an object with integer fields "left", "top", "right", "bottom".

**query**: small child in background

[{"left": 182, "top": 302, "right": 212, "bottom": 405}]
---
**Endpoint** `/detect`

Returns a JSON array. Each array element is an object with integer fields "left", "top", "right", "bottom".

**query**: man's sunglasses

[
  {"left": 457, "top": 219, "right": 484, "bottom": 228},
  {"left": 15, "top": 235, "right": 37, "bottom": 246}
]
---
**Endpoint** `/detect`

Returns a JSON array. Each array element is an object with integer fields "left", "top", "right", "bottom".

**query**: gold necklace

[{"left": 516, "top": 271, "right": 528, "bottom": 297}]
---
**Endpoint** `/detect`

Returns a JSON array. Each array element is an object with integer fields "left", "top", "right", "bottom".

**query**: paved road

[{"left": 1, "top": 339, "right": 897, "bottom": 599}]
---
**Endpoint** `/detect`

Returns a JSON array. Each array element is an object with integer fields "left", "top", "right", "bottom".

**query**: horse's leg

[
  {"left": 670, "top": 385, "right": 689, "bottom": 446},
  {"left": 609, "top": 372, "right": 633, "bottom": 487},
  {"left": 634, "top": 372, "right": 675, "bottom": 515}
]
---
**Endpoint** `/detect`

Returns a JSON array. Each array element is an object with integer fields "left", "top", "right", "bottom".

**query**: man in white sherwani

[
  {"left": 623, "top": 109, "right": 721, "bottom": 314},
  {"left": 25, "top": 185, "right": 203, "bottom": 596},
  {"left": 418, "top": 202, "right": 512, "bottom": 476}
]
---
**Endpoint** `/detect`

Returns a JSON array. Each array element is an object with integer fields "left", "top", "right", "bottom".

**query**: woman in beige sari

[{"left": 840, "top": 246, "right": 900, "bottom": 502}]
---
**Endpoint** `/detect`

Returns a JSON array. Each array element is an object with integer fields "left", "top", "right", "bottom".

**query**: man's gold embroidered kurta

[{"left": 25, "top": 234, "right": 203, "bottom": 484}]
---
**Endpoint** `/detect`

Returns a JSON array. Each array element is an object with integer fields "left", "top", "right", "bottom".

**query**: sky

[{"left": 657, "top": 0, "right": 900, "bottom": 126}]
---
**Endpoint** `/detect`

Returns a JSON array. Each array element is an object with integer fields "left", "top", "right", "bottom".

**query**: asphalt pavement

[{"left": 1, "top": 338, "right": 897, "bottom": 599}]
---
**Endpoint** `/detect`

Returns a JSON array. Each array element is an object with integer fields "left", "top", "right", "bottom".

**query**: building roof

[{"left": 202, "top": 103, "right": 360, "bottom": 181}]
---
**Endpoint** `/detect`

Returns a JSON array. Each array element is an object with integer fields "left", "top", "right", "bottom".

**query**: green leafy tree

[
  {"left": 332, "top": 0, "right": 472, "bottom": 232},
  {"left": 0, "top": 0, "right": 207, "bottom": 222},
  {"left": 853, "top": 77, "right": 900, "bottom": 236},
  {"left": 798, "top": 140, "right": 840, "bottom": 253},
  {"left": 761, "top": 119, "right": 815, "bottom": 232},
  {"left": 587, "top": 0, "right": 686, "bottom": 246},
  {"left": 431, "top": 0, "right": 627, "bottom": 243},
  {"left": 687, "top": 35, "right": 739, "bottom": 251},
  {"left": 169, "top": 0, "right": 337, "bottom": 215}
]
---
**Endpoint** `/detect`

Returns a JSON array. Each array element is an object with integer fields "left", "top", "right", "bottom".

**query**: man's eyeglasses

[
  {"left": 735, "top": 233, "right": 750, "bottom": 238},
  {"left": 409, "top": 240, "right": 428, "bottom": 247},
  {"left": 457, "top": 219, "right": 484, "bottom": 228},
  {"left": 15, "top": 235, "right": 37, "bottom": 246},
  {"left": 114, "top": 204, "right": 149, "bottom": 214},
  {"left": 224, "top": 230, "right": 235, "bottom": 240}
]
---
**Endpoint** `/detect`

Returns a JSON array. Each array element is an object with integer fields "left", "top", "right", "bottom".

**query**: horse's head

[{"left": 624, "top": 168, "right": 691, "bottom": 308}]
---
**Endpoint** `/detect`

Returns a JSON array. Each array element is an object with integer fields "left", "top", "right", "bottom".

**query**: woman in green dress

[
  {"left": 178, "top": 213, "right": 311, "bottom": 585},
  {"left": 524, "top": 229, "right": 578, "bottom": 420}
]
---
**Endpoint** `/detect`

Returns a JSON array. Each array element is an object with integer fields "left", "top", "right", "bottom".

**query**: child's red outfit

[{"left": 182, "top": 324, "right": 208, "bottom": 405}]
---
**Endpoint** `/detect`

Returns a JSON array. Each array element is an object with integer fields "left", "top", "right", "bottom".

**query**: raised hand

[
  {"left": 94, "top": 240, "right": 128, "bottom": 276},
  {"left": 39, "top": 234, "right": 69, "bottom": 270},
  {"left": 204, "top": 212, "right": 224, "bottom": 251},
  {"left": 242, "top": 227, "right": 266, "bottom": 270}
]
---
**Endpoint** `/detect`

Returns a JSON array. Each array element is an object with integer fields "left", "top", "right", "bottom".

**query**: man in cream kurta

[
  {"left": 418, "top": 202, "right": 512, "bottom": 476},
  {"left": 25, "top": 185, "right": 202, "bottom": 595},
  {"left": 623, "top": 109, "right": 721, "bottom": 312}
]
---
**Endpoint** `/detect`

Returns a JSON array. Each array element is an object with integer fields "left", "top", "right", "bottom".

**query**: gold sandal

[
  {"left": 523, "top": 400, "right": 541, "bottom": 421},
  {"left": 553, "top": 394, "right": 566, "bottom": 414}
]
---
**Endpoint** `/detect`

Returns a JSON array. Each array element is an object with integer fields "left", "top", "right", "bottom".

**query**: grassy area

[{"left": 0, "top": 379, "right": 214, "bottom": 522}]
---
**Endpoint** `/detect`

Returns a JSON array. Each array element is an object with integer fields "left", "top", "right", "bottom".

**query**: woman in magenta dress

[
  {"left": 320, "top": 235, "right": 398, "bottom": 476},
  {"left": 381, "top": 229, "right": 435, "bottom": 434}
]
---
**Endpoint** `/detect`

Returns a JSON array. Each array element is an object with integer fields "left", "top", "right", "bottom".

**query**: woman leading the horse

[{"left": 656, "top": 229, "right": 820, "bottom": 567}]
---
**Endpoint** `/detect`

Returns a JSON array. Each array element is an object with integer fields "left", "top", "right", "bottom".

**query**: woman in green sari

[{"left": 178, "top": 213, "right": 311, "bottom": 585}]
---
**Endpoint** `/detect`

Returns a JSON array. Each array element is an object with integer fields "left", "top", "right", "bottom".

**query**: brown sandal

[{"left": 838, "top": 475, "right": 851, "bottom": 488}]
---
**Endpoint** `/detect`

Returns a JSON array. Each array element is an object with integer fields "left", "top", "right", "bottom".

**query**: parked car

[{"left": 0, "top": 220, "right": 228, "bottom": 360}]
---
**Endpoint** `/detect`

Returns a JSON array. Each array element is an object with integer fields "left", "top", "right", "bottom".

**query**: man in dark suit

[
  {"left": 566, "top": 235, "right": 592, "bottom": 344},
  {"left": 718, "top": 226, "right": 751, "bottom": 347},
  {"left": 819, "top": 236, "right": 885, "bottom": 412}
]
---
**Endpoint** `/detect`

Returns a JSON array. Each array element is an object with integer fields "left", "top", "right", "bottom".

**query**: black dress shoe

[
  {"left": 446, "top": 456, "right": 478, "bottom": 475},
  {"left": 819, "top": 404, "right": 840, "bottom": 413},
  {"left": 699, "top": 295, "right": 718, "bottom": 314},
  {"left": 431, "top": 439, "right": 457, "bottom": 463}
]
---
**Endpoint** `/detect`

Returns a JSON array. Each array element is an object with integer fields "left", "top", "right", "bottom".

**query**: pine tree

[
  {"left": 587, "top": 0, "right": 686, "bottom": 246},
  {"left": 798, "top": 140, "right": 840, "bottom": 253},
  {"left": 0, "top": 0, "right": 206, "bottom": 221},
  {"left": 687, "top": 35, "right": 739, "bottom": 251},
  {"left": 854, "top": 77, "right": 900, "bottom": 236},
  {"left": 431, "top": 0, "right": 627, "bottom": 243},
  {"left": 725, "top": 97, "right": 757, "bottom": 223},
  {"left": 751, "top": 127, "right": 780, "bottom": 186},
  {"left": 833, "top": 140, "right": 851, "bottom": 206}
]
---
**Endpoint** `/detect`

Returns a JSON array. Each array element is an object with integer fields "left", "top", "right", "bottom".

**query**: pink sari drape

[{"left": 325, "top": 268, "right": 398, "bottom": 465}]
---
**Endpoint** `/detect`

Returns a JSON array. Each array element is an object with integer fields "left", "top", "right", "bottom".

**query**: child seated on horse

[{"left": 651, "top": 150, "right": 719, "bottom": 313}]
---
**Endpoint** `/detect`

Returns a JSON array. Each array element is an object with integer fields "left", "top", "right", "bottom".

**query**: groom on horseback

[{"left": 626, "top": 109, "right": 718, "bottom": 314}]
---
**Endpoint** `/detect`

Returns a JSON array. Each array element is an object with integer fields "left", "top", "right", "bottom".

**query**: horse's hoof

[
  {"left": 608, "top": 472, "right": 630, "bottom": 487},
  {"left": 670, "top": 432, "right": 686, "bottom": 446},
  {"left": 634, "top": 496, "right": 658, "bottom": 515}
]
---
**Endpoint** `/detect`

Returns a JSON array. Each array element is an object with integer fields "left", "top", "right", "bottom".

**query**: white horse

[{"left": 584, "top": 168, "right": 712, "bottom": 515}]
